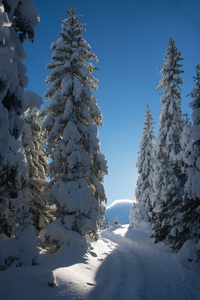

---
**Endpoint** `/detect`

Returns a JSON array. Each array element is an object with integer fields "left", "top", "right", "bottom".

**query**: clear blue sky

[{"left": 24, "top": 0, "right": 200, "bottom": 206}]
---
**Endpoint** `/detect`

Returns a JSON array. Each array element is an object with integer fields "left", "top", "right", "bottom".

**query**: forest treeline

[{"left": 130, "top": 39, "right": 200, "bottom": 253}]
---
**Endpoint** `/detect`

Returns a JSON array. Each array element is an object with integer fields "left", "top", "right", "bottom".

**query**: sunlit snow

[{"left": 1, "top": 225, "right": 200, "bottom": 300}]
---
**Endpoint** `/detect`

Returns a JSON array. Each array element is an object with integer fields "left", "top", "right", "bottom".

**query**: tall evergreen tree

[
  {"left": 176, "top": 65, "right": 200, "bottom": 247},
  {"left": 155, "top": 38, "right": 183, "bottom": 164},
  {"left": 0, "top": 0, "right": 39, "bottom": 236},
  {"left": 0, "top": 1, "right": 40, "bottom": 268},
  {"left": 185, "top": 65, "right": 200, "bottom": 203},
  {"left": 130, "top": 105, "right": 155, "bottom": 228},
  {"left": 151, "top": 39, "right": 184, "bottom": 246},
  {"left": 41, "top": 6, "right": 108, "bottom": 242},
  {"left": 22, "top": 91, "right": 52, "bottom": 234},
  {"left": 178, "top": 113, "right": 192, "bottom": 196}
]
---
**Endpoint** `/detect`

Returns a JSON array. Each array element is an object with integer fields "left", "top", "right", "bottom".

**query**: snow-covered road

[
  {"left": 88, "top": 229, "right": 147, "bottom": 300},
  {"left": 1, "top": 225, "right": 200, "bottom": 300},
  {"left": 88, "top": 226, "right": 200, "bottom": 300}
]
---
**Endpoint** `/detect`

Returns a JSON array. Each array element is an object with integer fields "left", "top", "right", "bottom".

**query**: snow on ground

[{"left": 1, "top": 225, "right": 200, "bottom": 300}]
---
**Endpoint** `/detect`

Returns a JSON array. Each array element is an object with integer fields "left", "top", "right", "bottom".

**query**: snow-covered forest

[
  {"left": 0, "top": 2, "right": 108, "bottom": 268},
  {"left": 130, "top": 39, "right": 200, "bottom": 253},
  {"left": 0, "top": 2, "right": 200, "bottom": 299}
]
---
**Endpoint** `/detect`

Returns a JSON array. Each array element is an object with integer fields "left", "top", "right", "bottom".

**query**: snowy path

[
  {"left": 1, "top": 225, "right": 200, "bottom": 300},
  {"left": 87, "top": 226, "right": 200, "bottom": 300},
  {"left": 88, "top": 230, "right": 147, "bottom": 300}
]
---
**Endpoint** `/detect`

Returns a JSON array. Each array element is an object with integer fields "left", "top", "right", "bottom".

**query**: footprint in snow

[
  {"left": 86, "top": 282, "right": 96, "bottom": 286},
  {"left": 89, "top": 251, "right": 98, "bottom": 257}
]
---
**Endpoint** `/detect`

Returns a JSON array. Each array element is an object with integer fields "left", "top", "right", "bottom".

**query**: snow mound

[
  {"left": 178, "top": 240, "right": 199, "bottom": 262},
  {"left": 37, "top": 270, "right": 56, "bottom": 287},
  {"left": 106, "top": 199, "right": 135, "bottom": 225}
]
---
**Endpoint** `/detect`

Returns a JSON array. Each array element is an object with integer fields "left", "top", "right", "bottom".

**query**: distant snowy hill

[{"left": 105, "top": 199, "right": 135, "bottom": 225}]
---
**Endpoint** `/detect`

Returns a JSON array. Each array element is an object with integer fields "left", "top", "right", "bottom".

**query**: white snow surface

[{"left": 1, "top": 225, "right": 200, "bottom": 300}]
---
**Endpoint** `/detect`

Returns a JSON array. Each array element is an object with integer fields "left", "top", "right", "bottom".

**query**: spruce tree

[
  {"left": 178, "top": 113, "right": 192, "bottom": 197},
  {"left": 177, "top": 65, "right": 200, "bottom": 247},
  {"left": 151, "top": 39, "right": 184, "bottom": 246},
  {"left": 41, "top": 6, "right": 108, "bottom": 242},
  {"left": 99, "top": 216, "right": 109, "bottom": 230},
  {"left": 186, "top": 65, "right": 200, "bottom": 203},
  {"left": 2, "top": 0, "right": 39, "bottom": 43},
  {"left": 130, "top": 105, "right": 155, "bottom": 228},
  {"left": 0, "top": 1, "right": 40, "bottom": 268},
  {"left": 112, "top": 217, "right": 119, "bottom": 226},
  {"left": 22, "top": 91, "right": 52, "bottom": 234}
]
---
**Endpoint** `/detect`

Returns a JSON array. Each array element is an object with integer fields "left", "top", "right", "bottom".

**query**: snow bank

[
  {"left": 0, "top": 225, "right": 38, "bottom": 270},
  {"left": 39, "top": 218, "right": 89, "bottom": 252},
  {"left": 178, "top": 240, "right": 199, "bottom": 262}
]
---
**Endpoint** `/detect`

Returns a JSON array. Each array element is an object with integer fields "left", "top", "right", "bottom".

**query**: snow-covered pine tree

[
  {"left": 99, "top": 216, "right": 109, "bottom": 230},
  {"left": 104, "top": 216, "right": 109, "bottom": 229},
  {"left": 112, "top": 217, "right": 119, "bottom": 226},
  {"left": 176, "top": 65, "right": 200, "bottom": 247},
  {"left": 156, "top": 38, "right": 184, "bottom": 166},
  {"left": 177, "top": 113, "right": 192, "bottom": 195},
  {"left": 40, "top": 6, "right": 108, "bottom": 243},
  {"left": 130, "top": 104, "right": 155, "bottom": 228},
  {"left": 186, "top": 64, "right": 200, "bottom": 206},
  {"left": 151, "top": 38, "right": 184, "bottom": 246},
  {"left": 0, "top": 0, "right": 39, "bottom": 236},
  {"left": 22, "top": 91, "right": 53, "bottom": 234},
  {"left": 2, "top": 0, "right": 39, "bottom": 43},
  {"left": 0, "top": 1, "right": 40, "bottom": 268}
]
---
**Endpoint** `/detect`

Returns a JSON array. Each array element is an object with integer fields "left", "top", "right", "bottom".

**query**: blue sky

[{"left": 24, "top": 0, "right": 200, "bottom": 206}]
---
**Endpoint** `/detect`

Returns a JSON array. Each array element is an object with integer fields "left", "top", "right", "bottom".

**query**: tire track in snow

[
  {"left": 88, "top": 230, "right": 147, "bottom": 300},
  {"left": 88, "top": 228, "right": 200, "bottom": 300},
  {"left": 105, "top": 229, "right": 199, "bottom": 300},
  {"left": 102, "top": 230, "right": 148, "bottom": 300},
  {"left": 124, "top": 238, "right": 200, "bottom": 300}
]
